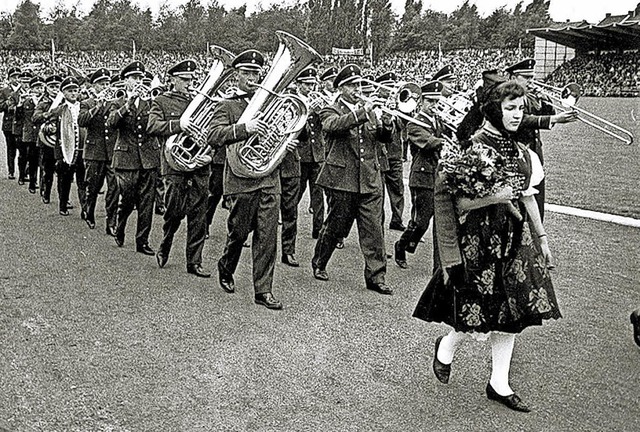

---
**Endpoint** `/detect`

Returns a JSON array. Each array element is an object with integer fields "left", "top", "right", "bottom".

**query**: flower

[
  {"left": 461, "top": 303, "right": 484, "bottom": 327},
  {"left": 528, "top": 288, "right": 552, "bottom": 313}
]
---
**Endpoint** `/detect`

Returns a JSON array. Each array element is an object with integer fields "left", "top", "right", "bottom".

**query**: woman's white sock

[{"left": 489, "top": 332, "right": 516, "bottom": 396}]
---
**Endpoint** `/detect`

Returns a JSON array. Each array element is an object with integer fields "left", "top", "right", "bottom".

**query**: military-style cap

[
  {"left": 319, "top": 67, "right": 338, "bottom": 82},
  {"left": 168, "top": 59, "right": 198, "bottom": 78},
  {"left": 29, "top": 76, "right": 45, "bottom": 87},
  {"left": 110, "top": 74, "right": 122, "bottom": 85},
  {"left": 142, "top": 71, "right": 154, "bottom": 86},
  {"left": 360, "top": 74, "right": 375, "bottom": 94},
  {"left": 375, "top": 72, "right": 397, "bottom": 86},
  {"left": 45, "top": 75, "right": 63, "bottom": 85},
  {"left": 421, "top": 80, "right": 444, "bottom": 99},
  {"left": 120, "top": 61, "right": 145, "bottom": 79},
  {"left": 296, "top": 67, "right": 318, "bottom": 84},
  {"left": 60, "top": 76, "right": 80, "bottom": 91},
  {"left": 19, "top": 71, "right": 34, "bottom": 82},
  {"left": 481, "top": 69, "right": 507, "bottom": 88},
  {"left": 89, "top": 68, "right": 111, "bottom": 84},
  {"left": 333, "top": 64, "right": 361, "bottom": 88},
  {"left": 7, "top": 67, "right": 21, "bottom": 78},
  {"left": 505, "top": 58, "right": 535, "bottom": 76},
  {"left": 432, "top": 65, "right": 455, "bottom": 82},
  {"left": 232, "top": 50, "right": 264, "bottom": 71}
]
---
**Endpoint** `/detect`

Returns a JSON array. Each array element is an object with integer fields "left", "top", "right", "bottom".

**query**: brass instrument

[
  {"left": 306, "top": 90, "right": 333, "bottom": 111},
  {"left": 59, "top": 102, "right": 80, "bottom": 165},
  {"left": 531, "top": 80, "right": 634, "bottom": 145},
  {"left": 38, "top": 91, "right": 65, "bottom": 148},
  {"left": 227, "top": 31, "right": 322, "bottom": 179},
  {"left": 434, "top": 92, "right": 474, "bottom": 132},
  {"left": 358, "top": 78, "right": 423, "bottom": 115},
  {"left": 165, "top": 45, "right": 236, "bottom": 172}
]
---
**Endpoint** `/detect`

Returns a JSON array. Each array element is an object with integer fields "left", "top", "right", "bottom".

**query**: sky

[{"left": 1, "top": 0, "right": 639, "bottom": 24}]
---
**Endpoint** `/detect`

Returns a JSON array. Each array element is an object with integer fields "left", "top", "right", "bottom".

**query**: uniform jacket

[
  {"left": 279, "top": 148, "right": 301, "bottom": 179},
  {"left": 78, "top": 97, "right": 117, "bottom": 162},
  {"left": 17, "top": 95, "right": 41, "bottom": 143},
  {"left": 209, "top": 95, "right": 280, "bottom": 195},
  {"left": 407, "top": 111, "right": 444, "bottom": 189},
  {"left": 515, "top": 91, "right": 555, "bottom": 162},
  {"left": 0, "top": 85, "right": 20, "bottom": 132},
  {"left": 316, "top": 97, "right": 392, "bottom": 194},
  {"left": 297, "top": 111, "right": 325, "bottom": 164},
  {"left": 107, "top": 97, "right": 160, "bottom": 170},
  {"left": 147, "top": 90, "right": 211, "bottom": 177},
  {"left": 386, "top": 116, "right": 404, "bottom": 161}
]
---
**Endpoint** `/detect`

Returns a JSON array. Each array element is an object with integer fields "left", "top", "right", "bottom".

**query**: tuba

[
  {"left": 227, "top": 31, "right": 322, "bottom": 178},
  {"left": 38, "top": 91, "right": 65, "bottom": 148},
  {"left": 59, "top": 104, "right": 80, "bottom": 165},
  {"left": 164, "top": 46, "right": 236, "bottom": 172}
]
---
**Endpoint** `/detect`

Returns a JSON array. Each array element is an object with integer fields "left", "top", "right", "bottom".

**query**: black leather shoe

[
  {"left": 28, "top": 187, "right": 36, "bottom": 194},
  {"left": 114, "top": 231, "right": 124, "bottom": 247},
  {"left": 281, "top": 254, "right": 300, "bottom": 267},
  {"left": 136, "top": 244, "right": 155, "bottom": 255},
  {"left": 313, "top": 267, "right": 329, "bottom": 281},
  {"left": 389, "top": 222, "right": 406, "bottom": 231},
  {"left": 156, "top": 251, "right": 168, "bottom": 268},
  {"left": 66, "top": 201, "right": 74, "bottom": 209},
  {"left": 187, "top": 264, "right": 211, "bottom": 278},
  {"left": 155, "top": 206, "right": 165, "bottom": 216},
  {"left": 631, "top": 310, "right": 640, "bottom": 347},
  {"left": 80, "top": 210, "right": 87, "bottom": 220},
  {"left": 42, "top": 196, "right": 50, "bottom": 204},
  {"left": 394, "top": 241, "right": 408, "bottom": 269},
  {"left": 85, "top": 219, "right": 96, "bottom": 229},
  {"left": 255, "top": 293, "right": 283, "bottom": 310},
  {"left": 218, "top": 263, "right": 235, "bottom": 293},
  {"left": 106, "top": 225, "right": 117, "bottom": 237},
  {"left": 366, "top": 282, "right": 393, "bottom": 295},
  {"left": 59, "top": 210, "right": 70, "bottom": 216},
  {"left": 8, "top": 174, "right": 15, "bottom": 180},
  {"left": 335, "top": 240, "right": 344, "bottom": 249},
  {"left": 433, "top": 336, "right": 451, "bottom": 384},
  {"left": 18, "top": 179, "right": 24, "bottom": 185},
  {"left": 486, "top": 383, "right": 531, "bottom": 413}
]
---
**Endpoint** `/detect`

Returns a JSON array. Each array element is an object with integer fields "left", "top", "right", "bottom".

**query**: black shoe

[
  {"left": 114, "top": 230, "right": 124, "bottom": 247},
  {"left": 218, "top": 263, "right": 235, "bottom": 293},
  {"left": 433, "top": 336, "right": 451, "bottom": 384},
  {"left": 394, "top": 241, "right": 408, "bottom": 269},
  {"left": 67, "top": 201, "right": 74, "bottom": 209},
  {"left": 156, "top": 251, "right": 168, "bottom": 268},
  {"left": 8, "top": 174, "right": 15, "bottom": 180},
  {"left": 42, "top": 196, "right": 50, "bottom": 204},
  {"left": 389, "top": 222, "right": 406, "bottom": 231},
  {"left": 59, "top": 210, "right": 70, "bottom": 216},
  {"left": 281, "top": 254, "right": 300, "bottom": 267},
  {"left": 313, "top": 266, "right": 329, "bottom": 281},
  {"left": 631, "top": 310, "right": 640, "bottom": 347},
  {"left": 85, "top": 219, "right": 96, "bottom": 229},
  {"left": 187, "top": 264, "right": 211, "bottom": 278},
  {"left": 366, "top": 282, "right": 393, "bottom": 295},
  {"left": 80, "top": 210, "right": 87, "bottom": 220},
  {"left": 255, "top": 293, "right": 283, "bottom": 310},
  {"left": 136, "top": 244, "right": 155, "bottom": 255},
  {"left": 28, "top": 187, "right": 36, "bottom": 194},
  {"left": 18, "top": 179, "right": 24, "bottom": 185},
  {"left": 335, "top": 240, "right": 344, "bottom": 249},
  {"left": 155, "top": 206, "right": 165, "bottom": 216},
  {"left": 486, "top": 383, "right": 531, "bottom": 413},
  {"left": 106, "top": 225, "right": 117, "bottom": 237}
]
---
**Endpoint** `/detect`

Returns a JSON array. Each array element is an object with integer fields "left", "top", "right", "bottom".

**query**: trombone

[{"left": 531, "top": 80, "right": 634, "bottom": 145}]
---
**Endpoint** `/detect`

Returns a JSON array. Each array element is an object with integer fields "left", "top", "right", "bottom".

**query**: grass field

[{"left": 0, "top": 97, "right": 639, "bottom": 431}]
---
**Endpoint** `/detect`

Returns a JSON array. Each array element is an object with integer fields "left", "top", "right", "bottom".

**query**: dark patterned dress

[{"left": 413, "top": 129, "right": 562, "bottom": 334}]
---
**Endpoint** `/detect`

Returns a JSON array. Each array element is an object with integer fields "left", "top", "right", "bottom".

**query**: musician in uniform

[
  {"left": 319, "top": 67, "right": 338, "bottom": 103},
  {"left": 0, "top": 67, "right": 22, "bottom": 180},
  {"left": 375, "top": 71, "right": 406, "bottom": 231},
  {"left": 107, "top": 61, "right": 160, "bottom": 255},
  {"left": 33, "top": 74, "right": 63, "bottom": 205},
  {"left": 78, "top": 68, "right": 118, "bottom": 232},
  {"left": 394, "top": 81, "right": 446, "bottom": 270},
  {"left": 296, "top": 67, "right": 325, "bottom": 240},
  {"left": 209, "top": 49, "right": 286, "bottom": 310},
  {"left": 311, "top": 64, "right": 393, "bottom": 295},
  {"left": 16, "top": 75, "right": 45, "bottom": 194},
  {"left": 148, "top": 59, "right": 212, "bottom": 278},
  {"left": 432, "top": 65, "right": 456, "bottom": 98},
  {"left": 506, "top": 58, "right": 577, "bottom": 219},
  {"left": 13, "top": 70, "right": 34, "bottom": 185}
]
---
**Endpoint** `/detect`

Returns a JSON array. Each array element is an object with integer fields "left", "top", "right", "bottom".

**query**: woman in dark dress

[{"left": 413, "top": 81, "right": 561, "bottom": 413}]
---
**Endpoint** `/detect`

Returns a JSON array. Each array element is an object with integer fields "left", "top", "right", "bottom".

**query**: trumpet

[
  {"left": 530, "top": 80, "right": 634, "bottom": 145},
  {"left": 358, "top": 78, "right": 422, "bottom": 115},
  {"left": 90, "top": 86, "right": 127, "bottom": 102},
  {"left": 306, "top": 90, "right": 333, "bottom": 111}
]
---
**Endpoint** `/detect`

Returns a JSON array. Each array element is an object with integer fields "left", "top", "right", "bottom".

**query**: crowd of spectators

[
  {"left": 546, "top": 51, "right": 640, "bottom": 97},
  {"left": 0, "top": 48, "right": 637, "bottom": 97}
]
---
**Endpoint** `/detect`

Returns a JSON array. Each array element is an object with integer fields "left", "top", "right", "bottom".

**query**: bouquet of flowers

[{"left": 440, "top": 142, "right": 518, "bottom": 199}]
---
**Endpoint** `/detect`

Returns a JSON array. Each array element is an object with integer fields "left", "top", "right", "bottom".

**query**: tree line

[{"left": 0, "top": 0, "right": 553, "bottom": 62}]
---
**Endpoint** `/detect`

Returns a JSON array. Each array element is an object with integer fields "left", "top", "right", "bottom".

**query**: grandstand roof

[{"left": 527, "top": 8, "right": 640, "bottom": 51}]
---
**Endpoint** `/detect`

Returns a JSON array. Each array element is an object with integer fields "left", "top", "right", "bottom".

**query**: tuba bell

[
  {"left": 165, "top": 46, "right": 236, "bottom": 172},
  {"left": 226, "top": 31, "right": 322, "bottom": 179}
]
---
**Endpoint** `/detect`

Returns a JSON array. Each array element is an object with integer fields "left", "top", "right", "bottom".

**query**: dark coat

[
  {"left": 78, "top": 97, "right": 117, "bottom": 162},
  {"left": 407, "top": 111, "right": 444, "bottom": 189},
  {"left": 297, "top": 111, "right": 325, "bottom": 164},
  {"left": 107, "top": 98, "right": 160, "bottom": 170},
  {"left": 18, "top": 95, "right": 40, "bottom": 143},
  {"left": 0, "top": 85, "right": 19, "bottom": 132},
  {"left": 316, "top": 97, "right": 391, "bottom": 194}
]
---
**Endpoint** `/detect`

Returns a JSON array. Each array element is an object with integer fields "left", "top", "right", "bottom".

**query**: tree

[
  {"left": 7, "top": 0, "right": 44, "bottom": 50},
  {"left": 368, "top": 0, "right": 395, "bottom": 63}
]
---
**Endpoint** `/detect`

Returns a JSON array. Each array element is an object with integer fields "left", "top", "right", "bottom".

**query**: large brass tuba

[
  {"left": 165, "top": 46, "right": 236, "bottom": 172},
  {"left": 227, "top": 31, "right": 322, "bottom": 178}
]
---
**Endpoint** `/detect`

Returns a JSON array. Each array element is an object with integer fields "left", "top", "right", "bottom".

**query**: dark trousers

[
  {"left": 384, "top": 158, "right": 405, "bottom": 226},
  {"left": 280, "top": 175, "right": 300, "bottom": 255},
  {"left": 84, "top": 159, "right": 118, "bottom": 226},
  {"left": 218, "top": 190, "right": 279, "bottom": 295},
  {"left": 24, "top": 142, "right": 39, "bottom": 189},
  {"left": 155, "top": 169, "right": 165, "bottom": 212},
  {"left": 16, "top": 138, "right": 28, "bottom": 181},
  {"left": 206, "top": 164, "right": 224, "bottom": 228},
  {"left": 535, "top": 179, "right": 545, "bottom": 222},
  {"left": 115, "top": 168, "right": 157, "bottom": 247},
  {"left": 159, "top": 173, "right": 209, "bottom": 266},
  {"left": 299, "top": 162, "right": 324, "bottom": 235},
  {"left": 4, "top": 131, "right": 17, "bottom": 176},
  {"left": 397, "top": 187, "right": 434, "bottom": 254},
  {"left": 312, "top": 189, "right": 386, "bottom": 286},
  {"left": 56, "top": 159, "right": 85, "bottom": 212},
  {"left": 39, "top": 146, "right": 56, "bottom": 200}
]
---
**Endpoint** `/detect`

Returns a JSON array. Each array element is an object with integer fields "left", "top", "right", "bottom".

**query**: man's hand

[
  {"left": 551, "top": 110, "right": 578, "bottom": 124},
  {"left": 285, "top": 138, "right": 299, "bottom": 152},
  {"left": 180, "top": 118, "right": 199, "bottom": 137},
  {"left": 245, "top": 112, "right": 268, "bottom": 135}
]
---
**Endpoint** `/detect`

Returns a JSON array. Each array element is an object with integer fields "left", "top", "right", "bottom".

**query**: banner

[{"left": 331, "top": 47, "right": 364, "bottom": 56}]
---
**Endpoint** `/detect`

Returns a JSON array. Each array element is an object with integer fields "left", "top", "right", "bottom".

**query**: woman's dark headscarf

[{"left": 481, "top": 81, "right": 526, "bottom": 138}]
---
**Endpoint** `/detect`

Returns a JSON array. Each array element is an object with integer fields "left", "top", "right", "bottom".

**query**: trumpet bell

[
  {"left": 560, "top": 82, "right": 581, "bottom": 107},
  {"left": 396, "top": 83, "right": 422, "bottom": 114}
]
